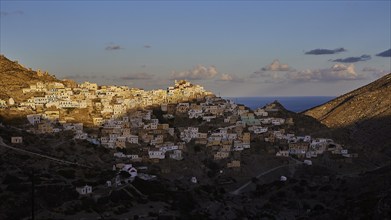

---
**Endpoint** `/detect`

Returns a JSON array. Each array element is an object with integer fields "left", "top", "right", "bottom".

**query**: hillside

[
  {"left": 303, "top": 73, "right": 391, "bottom": 151},
  {"left": 303, "top": 73, "right": 391, "bottom": 128},
  {"left": 0, "top": 55, "right": 72, "bottom": 101},
  {"left": 0, "top": 54, "right": 389, "bottom": 219}
]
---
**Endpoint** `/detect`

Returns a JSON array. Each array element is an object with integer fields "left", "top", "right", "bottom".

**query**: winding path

[{"left": 0, "top": 137, "right": 92, "bottom": 168}]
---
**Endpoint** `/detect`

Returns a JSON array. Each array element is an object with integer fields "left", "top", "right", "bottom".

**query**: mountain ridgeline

[
  {"left": 303, "top": 73, "right": 391, "bottom": 151},
  {"left": 0, "top": 55, "right": 76, "bottom": 101}
]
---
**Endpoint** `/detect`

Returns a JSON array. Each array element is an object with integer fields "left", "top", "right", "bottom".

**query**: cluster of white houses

[
  {"left": 2, "top": 80, "right": 354, "bottom": 171},
  {"left": 1, "top": 80, "right": 211, "bottom": 111},
  {"left": 275, "top": 136, "right": 356, "bottom": 159}
]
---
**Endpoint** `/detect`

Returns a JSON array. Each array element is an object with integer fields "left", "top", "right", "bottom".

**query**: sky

[{"left": 1, "top": 0, "right": 390, "bottom": 97}]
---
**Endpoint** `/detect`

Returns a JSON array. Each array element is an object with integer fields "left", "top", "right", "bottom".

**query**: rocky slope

[
  {"left": 303, "top": 73, "right": 391, "bottom": 128},
  {"left": 303, "top": 73, "right": 391, "bottom": 151},
  {"left": 0, "top": 55, "right": 75, "bottom": 101}
]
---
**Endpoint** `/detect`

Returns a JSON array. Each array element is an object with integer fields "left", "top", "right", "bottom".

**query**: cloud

[
  {"left": 251, "top": 72, "right": 287, "bottom": 83},
  {"left": 254, "top": 64, "right": 366, "bottom": 83},
  {"left": 251, "top": 60, "right": 294, "bottom": 79},
  {"left": 216, "top": 73, "right": 244, "bottom": 83},
  {"left": 1, "top": 10, "right": 24, "bottom": 16},
  {"left": 376, "top": 49, "right": 391, "bottom": 57},
  {"left": 105, "top": 44, "right": 123, "bottom": 51},
  {"left": 287, "top": 64, "right": 365, "bottom": 81},
  {"left": 170, "top": 65, "right": 218, "bottom": 80},
  {"left": 362, "top": 67, "right": 377, "bottom": 72},
  {"left": 331, "top": 54, "right": 371, "bottom": 63},
  {"left": 62, "top": 74, "right": 103, "bottom": 83},
  {"left": 260, "top": 59, "right": 293, "bottom": 71},
  {"left": 63, "top": 74, "right": 97, "bottom": 80},
  {"left": 120, "top": 72, "right": 154, "bottom": 80},
  {"left": 362, "top": 67, "right": 389, "bottom": 78},
  {"left": 305, "top": 48, "right": 346, "bottom": 55},
  {"left": 143, "top": 45, "right": 151, "bottom": 48}
]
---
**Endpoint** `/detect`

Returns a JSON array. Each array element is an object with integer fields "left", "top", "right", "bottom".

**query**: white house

[
  {"left": 148, "top": 150, "right": 165, "bottom": 159},
  {"left": 306, "top": 151, "right": 318, "bottom": 158},
  {"left": 11, "top": 137, "right": 23, "bottom": 144},
  {"left": 253, "top": 127, "right": 268, "bottom": 134},
  {"left": 74, "top": 130, "right": 88, "bottom": 140},
  {"left": 297, "top": 135, "right": 312, "bottom": 143},
  {"left": 143, "top": 110, "right": 152, "bottom": 120},
  {"left": 170, "top": 150, "right": 183, "bottom": 160},
  {"left": 271, "top": 118, "right": 285, "bottom": 125},
  {"left": 34, "top": 97, "right": 48, "bottom": 104},
  {"left": 127, "top": 135, "right": 139, "bottom": 144},
  {"left": 191, "top": 176, "right": 198, "bottom": 184},
  {"left": 254, "top": 108, "right": 268, "bottom": 117},
  {"left": 126, "top": 154, "right": 140, "bottom": 160},
  {"left": 276, "top": 150, "right": 289, "bottom": 157},
  {"left": 203, "top": 115, "right": 216, "bottom": 122},
  {"left": 188, "top": 109, "right": 203, "bottom": 119},
  {"left": 341, "top": 149, "right": 348, "bottom": 155},
  {"left": 233, "top": 141, "right": 244, "bottom": 151},
  {"left": 260, "top": 118, "right": 272, "bottom": 124},
  {"left": 76, "top": 185, "right": 92, "bottom": 195},
  {"left": 159, "top": 145, "right": 178, "bottom": 153},
  {"left": 106, "top": 181, "right": 112, "bottom": 187},
  {"left": 311, "top": 138, "right": 333, "bottom": 145},
  {"left": 303, "top": 160, "right": 313, "bottom": 166},
  {"left": 227, "top": 133, "right": 238, "bottom": 141},
  {"left": 121, "top": 164, "right": 138, "bottom": 178},
  {"left": 27, "top": 114, "right": 41, "bottom": 125},
  {"left": 8, "top": 98, "right": 15, "bottom": 106},
  {"left": 0, "top": 99, "right": 7, "bottom": 108},
  {"left": 161, "top": 103, "right": 168, "bottom": 112},
  {"left": 114, "top": 152, "right": 126, "bottom": 158},
  {"left": 59, "top": 100, "right": 79, "bottom": 108}
]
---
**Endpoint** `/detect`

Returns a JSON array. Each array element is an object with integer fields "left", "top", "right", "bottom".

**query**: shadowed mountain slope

[
  {"left": 303, "top": 73, "right": 391, "bottom": 128},
  {"left": 303, "top": 73, "right": 391, "bottom": 152}
]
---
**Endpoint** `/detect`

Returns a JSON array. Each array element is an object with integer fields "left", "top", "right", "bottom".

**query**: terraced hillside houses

[{"left": 0, "top": 79, "right": 354, "bottom": 170}]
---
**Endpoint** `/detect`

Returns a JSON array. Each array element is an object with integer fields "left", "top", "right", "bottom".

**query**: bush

[
  {"left": 6, "top": 183, "right": 29, "bottom": 192},
  {"left": 276, "top": 190, "right": 286, "bottom": 198},
  {"left": 292, "top": 185, "right": 305, "bottom": 194},
  {"left": 58, "top": 169, "right": 75, "bottom": 179},
  {"left": 313, "top": 204, "right": 325, "bottom": 211},
  {"left": 2, "top": 174, "right": 22, "bottom": 184},
  {"left": 194, "top": 144, "right": 202, "bottom": 153},
  {"left": 117, "top": 147, "right": 127, "bottom": 154},
  {"left": 119, "top": 171, "right": 131, "bottom": 178},
  {"left": 319, "top": 184, "right": 332, "bottom": 192},
  {"left": 81, "top": 197, "right": 95, "bottom": 211},
  {"left": 113, "top": 205, "right": 128, "bottom": 215}
]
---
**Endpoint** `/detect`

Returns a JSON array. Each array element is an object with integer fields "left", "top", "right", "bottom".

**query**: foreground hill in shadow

[
  {"left": 303, "top": 73, "right": 391, "bottom": 128},
  {"left": 303, "top": 73, "right": 391, "bottom": 152}
]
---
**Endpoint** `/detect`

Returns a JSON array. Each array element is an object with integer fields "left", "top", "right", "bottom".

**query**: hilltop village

[
  {"left": 0, "top": 56, "right": 387, "bottom": 220},
  {"left": 0, "top": 79, "right": 355, "bottom": 174}
]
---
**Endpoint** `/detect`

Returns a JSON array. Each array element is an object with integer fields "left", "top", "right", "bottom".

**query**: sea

[{"left": 224, "top": 96, "right": 335, "bottom": 113}]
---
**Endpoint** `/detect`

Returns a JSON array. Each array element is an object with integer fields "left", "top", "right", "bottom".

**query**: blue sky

[{"left": 1, "top": 1, "right": 390, "bottom": 96}]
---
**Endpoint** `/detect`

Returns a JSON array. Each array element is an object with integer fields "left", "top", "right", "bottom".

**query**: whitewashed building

[{"left": 76, "top": 185, "right": 92, "bottom": 195}]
